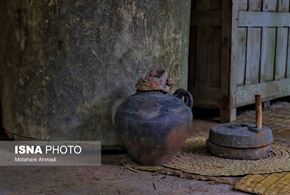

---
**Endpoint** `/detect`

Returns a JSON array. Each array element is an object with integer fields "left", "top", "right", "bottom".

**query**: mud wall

[{"left": 0, "top": 0, "right": 191, "bottom": 147}]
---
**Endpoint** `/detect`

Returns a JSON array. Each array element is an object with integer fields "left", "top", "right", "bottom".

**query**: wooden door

[
  {"left": 188, "top": 0, "right": 233, "bottom": 121},
  {"left": 232, "top": 0, "right": 290, "bottom": 107}
]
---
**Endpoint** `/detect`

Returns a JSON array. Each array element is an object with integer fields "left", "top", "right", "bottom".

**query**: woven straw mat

[
  {"left": 163, "top": 137, "right": 290, "bottom": 176},
  {"left": 235, "top": 172, "right": 290, "bottom": 194}
]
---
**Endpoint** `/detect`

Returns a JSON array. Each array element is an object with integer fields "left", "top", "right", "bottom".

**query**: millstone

[{"left": 207, "top": 123, "right": 273, "bottom": 160}]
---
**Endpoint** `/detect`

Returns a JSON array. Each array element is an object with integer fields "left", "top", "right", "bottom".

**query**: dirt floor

[{"left": 0, "top": 100, "right": 289, "bottom": 195}]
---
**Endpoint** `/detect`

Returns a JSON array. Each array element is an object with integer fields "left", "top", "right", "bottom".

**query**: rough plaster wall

[
  {"left": 0, "top": 1, "right": 20, "bottom": 138},
  {"left": 0, "top": 0, "right": 191, "bottom": 147}
]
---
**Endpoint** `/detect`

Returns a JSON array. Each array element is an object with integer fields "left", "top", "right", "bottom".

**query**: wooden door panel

[
  {"left": 188, "top": 0, "right": 223, "bottom": 108},
  {"left": 235, "top": 0, "right": 290, "bottom": 106}
]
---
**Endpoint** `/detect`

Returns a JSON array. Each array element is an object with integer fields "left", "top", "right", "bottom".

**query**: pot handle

[{"left": 173, "top": 89, "right": 193, "bottom": 108}]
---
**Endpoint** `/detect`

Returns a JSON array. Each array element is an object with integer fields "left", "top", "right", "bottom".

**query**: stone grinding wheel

[
  {"left": 207, "top": 95, "right": 273, "bottom": 160},
  {"left": 207, "top": 124, "right": 273, "bottom": 160}
]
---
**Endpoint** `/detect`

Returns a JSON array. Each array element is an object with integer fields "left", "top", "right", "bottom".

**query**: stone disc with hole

[{"left": 207, "top": 123, "right": 273, "bottom": 159}]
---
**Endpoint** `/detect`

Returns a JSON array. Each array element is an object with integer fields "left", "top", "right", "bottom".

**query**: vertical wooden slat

[
  {"left": 275, "top": 0, "right": 289, "bottom": 80},
  {"left": 260, "top": 0, "right": 278, "bottom": 82},
  {"left": 239, "top": 0, "right": 249, "bottom": 11},
  {"left": 287, "top": 29, "right": 290, "bottom": 78},
  {"left": 248, "top": 0, "right": 262, "bottom": 10},
  {"left": 236, "top": 0, "right": 248, "bottom": 86},
  {"left": 229, "top": 0, "right": 241, "bottom": 121},
  {"left": 275, "top": 29, "right": 288, "bottom": 79},
  {"left": 260, "top": 28, "right": 276, "bottom": 81},
  {"left": 245, "top": 0, "right": 262, "bottom": 84},
  {"left": 278, "top": 0, "right": 290, "bottom": 9},
  {"left": 246, "top": 28, "right": 261, "bottom": 84},
  {"left": 208, "top": 27, "right": 221, "bottom": 88},
  {"left": 236, "top": 28, "right": 247, "bottom": 86},
  {"left": 195, "top": 27, "right": 209, "bottom": 86},
  {"left": 263, "top": 0, "right": 278, "bottom": 11},
  {"left": 221, "top": 0, "right": 235, "bottom": 122}
]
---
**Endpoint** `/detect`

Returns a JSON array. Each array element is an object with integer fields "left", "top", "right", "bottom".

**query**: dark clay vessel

[{"left": 115, "top": 89, "right": 193, "bottom": 165}]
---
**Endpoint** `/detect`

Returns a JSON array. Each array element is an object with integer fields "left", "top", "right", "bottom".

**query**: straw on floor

[
  {"left": 164, "top": 137, "right": 290, "bottom": 176},
  {"left": 235, "top": 172, "right": 290, "bottom": 194}
]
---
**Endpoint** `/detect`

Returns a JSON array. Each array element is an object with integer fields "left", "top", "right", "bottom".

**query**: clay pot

[{"left": 115, "top": 89, "right": 193, "bottom": 165}]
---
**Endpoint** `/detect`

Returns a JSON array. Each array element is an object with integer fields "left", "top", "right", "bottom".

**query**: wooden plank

[
  {"left": 221, "top": 0, "right": 234, "bottom": 122},
  {"left": 236, "top": 28, "right": 247, "bottom": 86},
  {"left": 239, "top": 0, "right": 248, "bottom": 11},
  {"left": 275, "top": 0, "right": 289, "bottom": 80},
  {"left": 260, "top": 28, "right": 276, "bottom": 81},
  {"left": 275, "top": 28, "right": 288, "bottom": 79},
  {"left": 236, "top": 79, "right": 290, "bottom": 106},
  {"left": 195, "top": 27, "right": 209, "bottom": 86},
  {"left": 246, "top": 28, "right": 261, "bottom": 84},
  {"left": 288, "top": 27, "right": 290, "bottom": 78},
  {"left": 277, "top": 0, "right": 289, "bottom": 12},
  {"left": 249, "top": 0, "right": 262, "bottom": 10},
  {"left": 227, "top": 0, "right": 240, "bottom": 122},
  {"left": 191, "top": 11, "right": 221, "bottom": 26},
  {"left": 263, "top": 0, "right": 278, "bottom": 11},
  {"left": 239, "top": 11, "right": 290, "bottom": 27},
  {"left": 260, "top": 0, "right": 277, "bottom": 82},
  {"left": 244, "top": 0, "right": 262, "bottom": 84},
  {"left": 208, "top": 27, "right": 221, "bottom": 88}
]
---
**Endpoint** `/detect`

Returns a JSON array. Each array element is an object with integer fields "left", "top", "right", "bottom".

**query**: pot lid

[{"left": 208, "top": 123, "right": 273, "bottom": 148}]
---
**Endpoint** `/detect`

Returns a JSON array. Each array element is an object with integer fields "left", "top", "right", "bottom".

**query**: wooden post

[{"left": 255, "top": 95, "right": 262, "bottom": 129}]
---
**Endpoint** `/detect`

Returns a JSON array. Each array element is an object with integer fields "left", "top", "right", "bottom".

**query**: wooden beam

[
  {"left": 220, "top": 0, "right": 235, "bottom": 122},
  {"left": 236, "top": 79, "right": 290, "bottom": 106},
  {"left": 228, "top": 0, "right": 239, "bottom": 122},
  {"left": 239, "top": 11, "right": 290, "bottom": 27}
]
